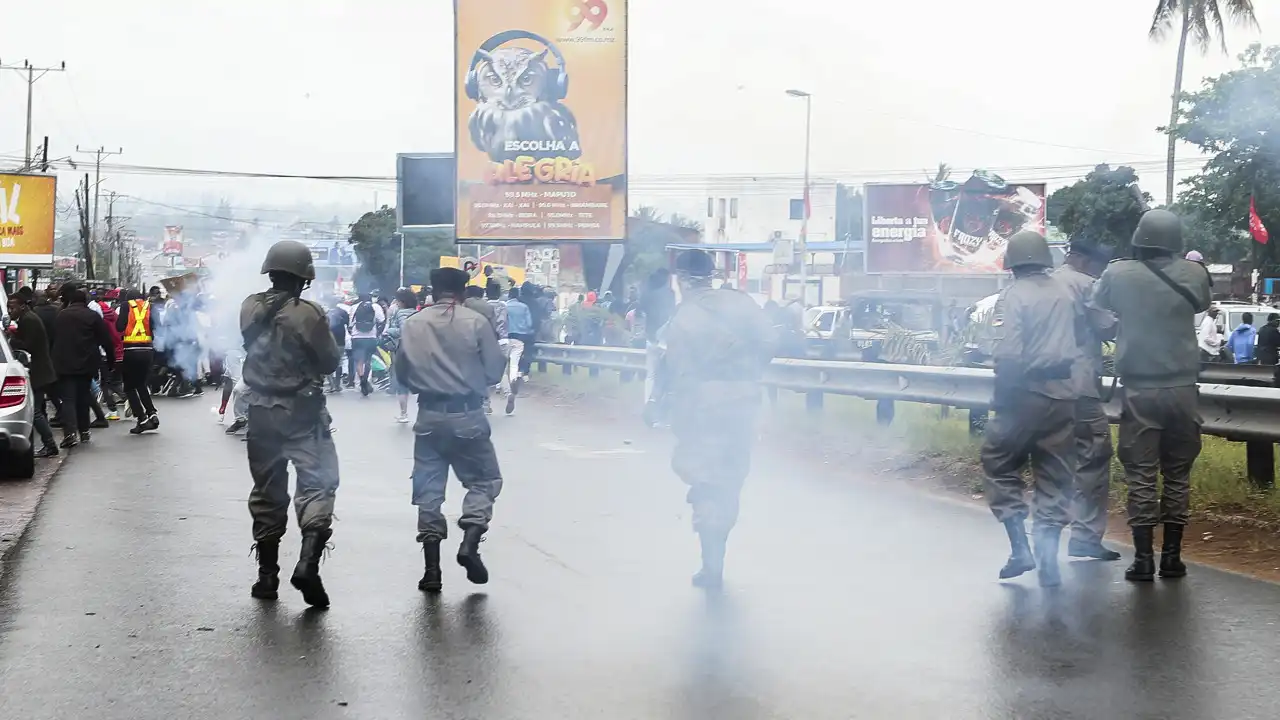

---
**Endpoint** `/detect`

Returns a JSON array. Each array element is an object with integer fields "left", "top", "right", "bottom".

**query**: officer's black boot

[
  {"left": 1159, "top": 523, "right": 1187, "bottom": 579},
  {"left": 1067, "top": 534, "right": 1122, "bottom": 561},
  {"left": 998, "top": 517, "right": 1036, "bottom": 579},
  {"left": 1125, "top": 526, "right": 1156, "bottom": 582},
  {"left": 290, "top": 529, "right": 332, "bottom": 608},
  {"left": 1033, "top": 526, "right": 1062, "bottom": 588},
  {"left": 251, "top": 541, "right": 280, "bottom": 600},
  {"left": 692, "top": 530, "right": 727, "bottom": 589},
  {"left": 456, "top": 526, "right": 489, "bottom": 584},
  {"left": 419, "top": 539, "right": 443, "bottom": 593}
]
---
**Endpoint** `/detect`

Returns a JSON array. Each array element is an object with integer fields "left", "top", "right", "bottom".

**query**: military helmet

[
  {"left": 1131, "top": 209, "right": 1183, "bottom": 252},
  {"left": 261, "top": 239, "right": 316, "bottom": 280},
  {"left": 1002, "top": 230, "right": 1053, "bottom": 270},
  {"left": 675, "top": 249, "right": 714, "bottom": 278}
]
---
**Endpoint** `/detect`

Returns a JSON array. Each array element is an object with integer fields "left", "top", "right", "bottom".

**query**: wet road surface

[{"left": 2, "top": 389, "right": 1280, "bottom": 719}]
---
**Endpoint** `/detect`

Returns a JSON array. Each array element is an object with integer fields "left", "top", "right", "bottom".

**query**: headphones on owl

[{"left": 465, "top": 30, "right": 569, "bottom": 102}]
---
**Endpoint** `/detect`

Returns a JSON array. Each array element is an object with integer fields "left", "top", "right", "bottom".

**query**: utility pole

[
  {"left": 0, "top": 60, "right": 66, "bottom": 171},
  {"left": 75, "top": 173, "right": 93, "bottom": 279},
  {"left": 75, "top": 145, "right": 123, "bottom": 251}
]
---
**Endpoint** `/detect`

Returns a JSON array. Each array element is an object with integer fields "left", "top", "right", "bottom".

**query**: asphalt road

[{"left": 2, "top": 387, "right": 1280, "bottom": 719}]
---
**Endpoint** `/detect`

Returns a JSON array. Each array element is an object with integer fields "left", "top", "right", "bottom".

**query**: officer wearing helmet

[
  {"left": 1052, "top": 236, "right": 1121, "bottom": 563},
  {"left": 658, "top": 249, "right": 773, "bottom": 589},
  {"left": 1093, "top": 209, "right": 1212, "bottom": 582},
  {"left": 240, "top": 239, "right": 343, "bottom": 607},
  {"left": 980, "top": 230, "right": 1082, "bottom": 588}
]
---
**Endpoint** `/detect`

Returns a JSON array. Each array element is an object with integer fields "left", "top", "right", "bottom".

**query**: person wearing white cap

[{"left": 1185, "top": 250, "right": 1204, "bottom": 263}]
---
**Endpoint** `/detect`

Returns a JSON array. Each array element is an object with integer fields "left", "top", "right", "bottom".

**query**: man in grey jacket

[
  {"left": 396, "top": 267, "right": 506, "bottom": 592},
  {"left": 1093, "top": 209, "right": 1213, "bottom": 582}
]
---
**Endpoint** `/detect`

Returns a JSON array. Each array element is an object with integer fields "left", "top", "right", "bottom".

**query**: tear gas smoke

[{"left": 152, "top": 231, "right": 301, "bottom": 380}]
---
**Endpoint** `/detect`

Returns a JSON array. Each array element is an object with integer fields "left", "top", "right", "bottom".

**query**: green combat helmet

[
  {"left": 1131, "top": 209, "right": 1183, "bottom": 253},
  {"left": 1002, "top": 230, "right": 1053, "bottom": 271},
  {"left": 261, "top": 239, "right": 317, "bottom": 281}
]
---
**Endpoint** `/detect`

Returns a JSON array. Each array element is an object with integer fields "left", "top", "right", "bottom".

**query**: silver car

[{"left": 0, "top": 328, "right": 35, "bottom": 479}]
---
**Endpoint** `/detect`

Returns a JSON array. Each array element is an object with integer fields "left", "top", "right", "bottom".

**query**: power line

[{"left": 0, "top": 59, "right": 66, "bottom": 170}]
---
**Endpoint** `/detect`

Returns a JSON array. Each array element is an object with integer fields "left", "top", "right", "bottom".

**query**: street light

[{"left": 786, "top": 89, "right": 811, "bottom": 307}]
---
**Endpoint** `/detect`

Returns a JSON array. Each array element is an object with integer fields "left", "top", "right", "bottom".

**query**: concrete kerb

[{"left": 0, "top": 454, "right": 66, "bottom": 581}]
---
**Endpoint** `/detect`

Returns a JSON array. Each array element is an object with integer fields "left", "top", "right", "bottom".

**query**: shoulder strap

[
  {"left": 243, "top": 294, "right": 293, "bottom": 349},
  {"left": 1142, "top": 261, "right": 1202, "bottom": 310}
]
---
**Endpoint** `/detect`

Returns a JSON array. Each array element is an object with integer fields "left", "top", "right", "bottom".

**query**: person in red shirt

[{"left": 98, "top": 288, "right": 127, "bottom": 420}]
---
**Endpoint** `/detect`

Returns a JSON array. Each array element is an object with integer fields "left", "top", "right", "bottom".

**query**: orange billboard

[
  {"left": 455, "top": 0, "right": 627, "bottom": 242},
  {"left": 0, "top": 173, "right": 57, "bottom": 266}
]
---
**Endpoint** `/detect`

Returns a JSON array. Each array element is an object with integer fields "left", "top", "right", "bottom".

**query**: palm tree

[{"left": 1150, "top": 0, "right": 1259, "bottom": 206}]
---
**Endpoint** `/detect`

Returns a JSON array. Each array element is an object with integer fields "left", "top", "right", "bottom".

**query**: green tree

[
  {"left": 1168, "top": 43, "right": 1280, "bottom": 268},
  {"left": 348, "top": 207, "right": 455, "bottom": 291},
  {"left": 1046, "top": 164, "right": 1151, "bottom": 256},
  {"left": 1149, "top": 0, "right": 1259, "bottom": 205}
]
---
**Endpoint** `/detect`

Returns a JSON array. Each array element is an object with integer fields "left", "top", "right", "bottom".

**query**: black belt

[{"left": 417, "top": 393, "right": 483, "bottom": 413}]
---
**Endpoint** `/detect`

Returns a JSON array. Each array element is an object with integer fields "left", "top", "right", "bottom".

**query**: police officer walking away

[
  {"left": 241, "top": 240, "right": 343, "bottom": 607},
  {"left": 981, "top": 231, "right": 1081, "bottom": 587},
  {"left": 1093, "top": 209, "right": 1212, "bottom": 582},
  {"left": 1052, "top": 238, "right": 1122, "bottom": 562},
  {"left": 395, "top": 267, "right": 506, "bottom": 592},
  {"left": 659, "top": 250, "right": 773, "bottom": 589}
]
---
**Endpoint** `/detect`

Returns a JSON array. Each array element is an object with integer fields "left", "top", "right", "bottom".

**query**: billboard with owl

[
  {"left": 864, "top": 173, "right": 1047, "bottom": 274},
  {"left": 455, "top": 0, "right": 627, "bottom": 243}
]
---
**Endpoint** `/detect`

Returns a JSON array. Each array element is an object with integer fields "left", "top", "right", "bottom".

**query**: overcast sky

[{"left": 1, "top": 0, "right": 1277, "bottom": 218}]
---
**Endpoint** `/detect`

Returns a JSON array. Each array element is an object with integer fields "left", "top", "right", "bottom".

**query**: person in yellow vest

[{"left": 116, "top": 289, "right": 160, "bottom": 434}]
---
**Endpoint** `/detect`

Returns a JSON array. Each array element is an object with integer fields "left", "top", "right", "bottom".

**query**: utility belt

[{"left": 417, "top": 392, "right": 484, "bottom": 413}]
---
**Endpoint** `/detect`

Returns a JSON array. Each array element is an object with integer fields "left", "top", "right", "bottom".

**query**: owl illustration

[{"left": 468, "top": 46, "right": 582, "bottom": 164}]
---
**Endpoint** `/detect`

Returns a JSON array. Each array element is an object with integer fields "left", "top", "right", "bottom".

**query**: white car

[{"left": 0, "top": 328, "right": 35, "bottom": 478}]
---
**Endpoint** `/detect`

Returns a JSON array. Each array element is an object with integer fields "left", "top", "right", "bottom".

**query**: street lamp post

[{"left": 786, "top": 89, "right": 812, "bottom": 307}]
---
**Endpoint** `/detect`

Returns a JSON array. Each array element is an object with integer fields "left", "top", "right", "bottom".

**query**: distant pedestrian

[
  {"left": 117, "top": 289, "right": 160, "bottom": 434},
  {"left": 382, "top": 288, "right": 420, "bottom": 423},
  {"left": 505, "top": 286, "right": 534, "bottom": 415},
  {"left": 1198, "top": 306, "right": 1224, "bottom": 361},
  {"left": 1228, "top": 312, "right": 1258, "bottom": 364},
  {"left": 50, "top": 288, "right": 115, "bottom": 448},
  {"left": 1257, "top": 313, "right": 1280, "bottom": 366},
  {"left": 8, "top": 291, "right": 58, "bottom": 457},
  {"left": 637, "top": 268, "right": 675, "bottom": 411},
  {"left": 396, "top": 267, "right": 506, "bottom": 592}
]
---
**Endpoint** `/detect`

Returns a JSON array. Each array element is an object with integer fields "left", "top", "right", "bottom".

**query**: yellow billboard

[
  {"left": 455, "top": 0, "right": 627, "bottom": 242},
  {"left": 0, "top": 173, "right": 57, "bottom": 266}
]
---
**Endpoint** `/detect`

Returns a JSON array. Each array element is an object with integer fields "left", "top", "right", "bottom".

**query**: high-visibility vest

[{"left": 123, "top": 299, "right": 153, "bottom": 344}]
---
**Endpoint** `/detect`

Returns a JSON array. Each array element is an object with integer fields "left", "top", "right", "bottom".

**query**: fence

[{"left": 532, "top": 344, "right": 1280, "bottom": 489}]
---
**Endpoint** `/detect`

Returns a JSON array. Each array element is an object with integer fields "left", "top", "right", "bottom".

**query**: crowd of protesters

[{"left": 3, "top": 281, "right": 234, "bottom": 458}]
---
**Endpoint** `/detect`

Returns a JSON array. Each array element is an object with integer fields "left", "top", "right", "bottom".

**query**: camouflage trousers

[
  {"left": 981, "top": 389, "right": 1076, "bottom": 530},
  {"left": 1118, "top": 385, "right": 1201, "bottom": 527},
  {"left": 670, "top": 384, "right": 759, "bottom": 537},
  {"left": 246, "top": 404, "right": 340, "bottom": 543}
]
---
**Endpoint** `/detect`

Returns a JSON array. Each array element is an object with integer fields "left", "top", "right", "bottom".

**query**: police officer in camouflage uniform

[
  {"left": 241, "top": 240, "right": 343, "bottom": 607},
  {"left": 1093, "top": 209, "right": 1212, "bottom": 582},
  {"left": 1052, "top": 238, "right": 1122, "bottom": 562},
  {"left": 981, "top": 231, "right": 1081, "bottom": 588},
  {"left": 659, "top": 250, "right": 773, "bottom": 589}
]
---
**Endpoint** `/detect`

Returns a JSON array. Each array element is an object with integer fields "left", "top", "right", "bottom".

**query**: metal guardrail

[{"left": 532, "top": 344, "right": 1280, "bottom": 488}]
